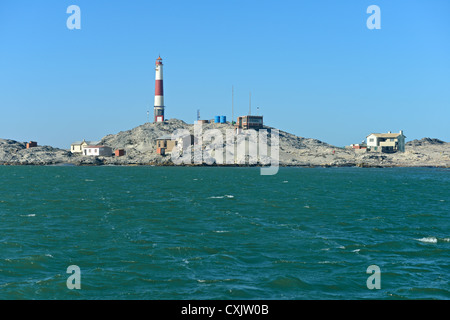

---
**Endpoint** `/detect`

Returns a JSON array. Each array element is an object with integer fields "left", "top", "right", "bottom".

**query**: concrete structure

[
  {"left": 235, "top": 115, "right": 263, "bottom": 130},
  {"left": 349, "top": 143, "right": 368, "bottom": 154},
  {"left": 115, "top": 149, "right": 125, "bottom": 157},
  {"left": 156, "top": 134, "right": 194, "bottom": 155},
  {"left": 26, "top": 141, "right": 37, "bottom": 149},
  {"left": 350, "top": 143, "right": 367, "bottom": 150},
  {"left": 366, "top": 131, "right": 406, "bottom": 153},
  {"left": 154, "top": 56, "right": 165, "bottom": 123},
  {"left": 156, "top": 135, "right": 176, "bottom": 155},
  {"left": 82, "top": 145, "right": 112, "bottom": 156},
  {"left": 71, "top": 140, "right": 99, "bottom": 153}
]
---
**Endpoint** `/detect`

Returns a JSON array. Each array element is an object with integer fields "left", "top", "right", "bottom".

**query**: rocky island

[{"left": 1, "top": 119, "right": 449, "bottom": 168}]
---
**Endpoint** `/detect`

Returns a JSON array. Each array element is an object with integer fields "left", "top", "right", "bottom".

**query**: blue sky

[{"left": 1, "top": 0, "right": 449, "bottom": 148}]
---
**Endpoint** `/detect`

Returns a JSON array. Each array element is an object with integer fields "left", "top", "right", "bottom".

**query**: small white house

[
  {"left": 82, "top": 145, "right": 113, "bottom": 156},
  {"left": 71, "top": 139, "right": 100, "bottom": 153},
  {"left": 366, "top": 130, "right": 406, "bottom": 152}
]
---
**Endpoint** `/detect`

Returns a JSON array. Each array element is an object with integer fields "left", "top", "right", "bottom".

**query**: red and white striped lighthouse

[{"left": 154, "top": 56, "right": 165, "bottom": 122}]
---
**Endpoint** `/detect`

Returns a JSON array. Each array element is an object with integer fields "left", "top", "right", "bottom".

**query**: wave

[
  {"left": 208, "top": 195, "right": 234, "bottom": 199},
  {"left": 416, "top": 237, "right": 450, "bottom": 243},
  {"left": 416, "top": 237, "right": 438, "bottom": 243}
]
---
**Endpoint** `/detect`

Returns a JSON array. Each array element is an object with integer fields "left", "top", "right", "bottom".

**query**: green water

[{"left": 0, "top": 166, "right": 449, "bottom": 299}]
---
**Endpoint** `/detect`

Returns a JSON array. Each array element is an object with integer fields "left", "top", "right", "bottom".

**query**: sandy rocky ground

[{"left": 1, "top": 119, "right": 449, "bottom": 167}]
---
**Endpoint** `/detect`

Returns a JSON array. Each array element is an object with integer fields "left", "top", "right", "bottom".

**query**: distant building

[
  {"left": 115, "top": 149, "right": 126, "bottom": 157},
  {"left": 156, "top": 134, "right": 194, "bottom": 156},
  {"left": 26, "top": 141, "right": 37, "bottom": 149},
  {"left": 235, "top": 115, "right": 263, "bottom": 130},
  {"left": 82, "top": 145, "right": 112, "bottom": 156},
  {"left": 156, "top": 135, "right": 176, "bottom": 155},
  {"left": 350, "top": 143, "right": 367, "bottom": 150},
  {"left": 71, "top": 139, "right": 99, "bottom": 153},
  {"left": 366, "top": 131, "right": 406, "bottom": 153}
]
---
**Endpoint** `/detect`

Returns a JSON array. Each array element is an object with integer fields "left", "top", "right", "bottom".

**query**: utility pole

[
  {"left": 249, "top": 91, "right": 251, "bottom": 115},
  {"left": 232, "top": 85, "right": 234, "bottom": 124}
]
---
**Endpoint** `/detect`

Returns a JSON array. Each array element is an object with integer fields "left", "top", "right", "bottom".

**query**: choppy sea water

[{"left": 0, "top": 166, "right": 448, "bottom": 300}]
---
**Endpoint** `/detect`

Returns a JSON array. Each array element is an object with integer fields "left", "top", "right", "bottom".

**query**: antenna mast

[
  {"left": 232, "top": 85, "right": 234, "bottom": 124},
  {"left": 249, "top": 91, "right": 251, "bottom": 115}
]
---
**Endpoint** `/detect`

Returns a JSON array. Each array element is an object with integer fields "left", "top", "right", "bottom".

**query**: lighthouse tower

[{"left": 154, "top": 56, "right": 165, "bottom": 122}]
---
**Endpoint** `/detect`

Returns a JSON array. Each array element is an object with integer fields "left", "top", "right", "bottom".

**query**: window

[{"left": 369, "top": 138, "right": 374, "bottom": 142}]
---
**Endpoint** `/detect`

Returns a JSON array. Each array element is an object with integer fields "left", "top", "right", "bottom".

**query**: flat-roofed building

[
  {"left": 156, "top": 134, "right": 194, "bottom": 155},
  {"left": 235, "top": 115, "right": 263, "bottom": 130},
  {"left": 82, "top": 145, "right": 112, "bottom": 156},
  {"left": 367, "top": 131, "right": 406, "bottom": 153},
  {"left": 26, "top": 141, "right": 38, "bottom": 149}
]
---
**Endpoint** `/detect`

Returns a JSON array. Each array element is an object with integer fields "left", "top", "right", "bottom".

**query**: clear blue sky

[{"left": 1, "top": 0, "right": 449, "bottom": 148}]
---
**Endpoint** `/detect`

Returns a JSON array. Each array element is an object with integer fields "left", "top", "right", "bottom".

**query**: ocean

[{"left": 0, "top": 166, "right": 449, "bottom": 300}]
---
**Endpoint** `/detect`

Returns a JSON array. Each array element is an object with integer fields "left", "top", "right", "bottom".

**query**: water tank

[
  {"left": 214, "top": 116, "right": 220, "bottom": 123},
  {"left": 220, "top": 116, "right": 226, "bottom": 123}
]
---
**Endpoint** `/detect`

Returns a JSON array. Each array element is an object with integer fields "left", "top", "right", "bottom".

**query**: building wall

[
  {"left": 156, "top": 139, "right": 177, "bottom": 153},
  {"left": 236, "top": 116, "right": 263, "bottom": 130},
  {"left": 71, "top": 145, "right": 82, "bottom": 153},
  {"left": 83, "top": 148, "right": 95, "bottom": 155},
  {"left": 71, "top": 142, "right": 88, "bottom": 153},
  {"left": 26, "top": 141, "right": 37, "bottom": 149},
  {"left": 367, "top": 133, "right": 406, "bottom": 152},
  {"left": 83, "top": 147, "right": 112, "bottom": 156},
  {"left": 98, "top": 147, "right": 112, "bottom": 156},
  {"left": 367, "top": 134, "right": 378, "bottom": 147},
  {"left": 379, "top": 140, "right": 397, "bottom": 147},
  {"left": 115, "top": 149, "right": 125, "bottom": 156},
  {"left": 397, "top": 135, "right": 405, "bottom": 152}
]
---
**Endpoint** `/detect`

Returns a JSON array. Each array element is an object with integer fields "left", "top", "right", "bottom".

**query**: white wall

[
  {"left": 367, "top": 134, "right": 378, "bottom": 147},
  {"left": 83, "top": 147, "right": 112, "bottom": 156}
]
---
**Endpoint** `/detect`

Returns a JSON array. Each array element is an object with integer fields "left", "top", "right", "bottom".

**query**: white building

[
  {"left": 366, "top": 131, "right": 406, "bottom": 152},
  {"left": 82, "top": 145, "right": 113, "bottom": 156},
  {"left": 70, "top": 139, "right": 100, "bottom": 153}
]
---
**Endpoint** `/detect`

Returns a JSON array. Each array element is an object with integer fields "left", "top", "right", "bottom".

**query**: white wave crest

[
  {"left": 208, "top": 195, "right": 234, "bottom": 199},
  {"left": 416, "top": 237, "right": 438, "bottom": 243}
]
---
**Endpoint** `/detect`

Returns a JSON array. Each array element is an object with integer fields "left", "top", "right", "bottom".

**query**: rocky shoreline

[{"left": 1, "top": 119, "right": 449, "bottom": 168}]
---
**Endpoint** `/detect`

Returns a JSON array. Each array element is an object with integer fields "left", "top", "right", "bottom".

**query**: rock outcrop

[
  {"left": 0, "top": 139, "right": 73, "bottom": 165},
  {"left": 1, "top": 120, "right": 449, "bottom": 167}
]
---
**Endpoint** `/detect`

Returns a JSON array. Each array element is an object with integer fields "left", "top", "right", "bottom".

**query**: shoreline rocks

[{"left": 1, "top": 120, "right": 449, "bottom": 168}]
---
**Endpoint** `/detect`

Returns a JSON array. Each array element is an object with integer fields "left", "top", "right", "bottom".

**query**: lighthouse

[{"left": 154, "top": 56, "right": 165, "bottom": 122}]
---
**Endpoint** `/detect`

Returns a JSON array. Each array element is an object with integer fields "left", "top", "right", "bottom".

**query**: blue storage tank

[
  {"left": 214, "top": 116, "right": 220, "bottom": 123},
  {"left": 220, "top": 116, "right": 226, "bottom": 123}
]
